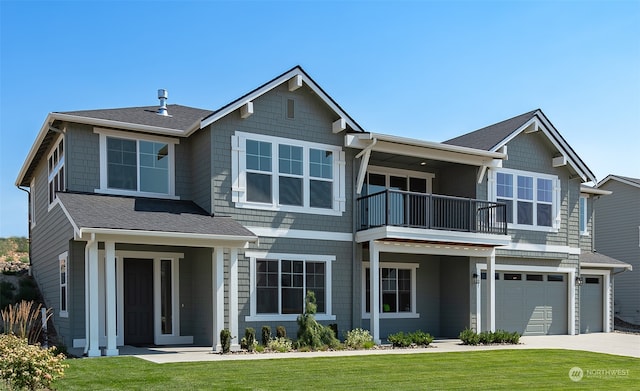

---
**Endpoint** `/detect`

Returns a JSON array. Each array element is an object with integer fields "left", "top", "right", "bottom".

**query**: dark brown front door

[{"left": 124, "top": 258, "right": 154, "bottom": 346}]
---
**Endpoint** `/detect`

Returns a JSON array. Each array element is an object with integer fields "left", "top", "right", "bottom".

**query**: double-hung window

[
  {"left": 232, "top": 132, "right": 345, "bottom": 215},
  {"left": 246, "top": 252, "right": 335, "bottom": 322},
  {"left": 95, "top": 128, "right": 178, "bottom": 198},
  {"left": 362, "top": 262, "right": 419, "bottom": 319},
  {"left": 492, "top": 168, "right": 560, "bottom": 231},
  {"left": 48, "top": 136, "right": 65, "bottom": 206}
]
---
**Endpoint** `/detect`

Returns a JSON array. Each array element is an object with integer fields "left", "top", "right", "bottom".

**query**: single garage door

[
  {"left": 580, "top": 275, "right": 603, "bottom": 333},
  {"left": 481, "top": 272, "right": 568, "bottom": 335}
]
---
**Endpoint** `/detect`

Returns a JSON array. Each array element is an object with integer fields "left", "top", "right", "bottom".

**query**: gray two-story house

[
  {"left": 595, "top": 175, "right": 639, "bottom": 326},
  {"left": 16, "top": 66, "right": 630, "bottom": 356}
]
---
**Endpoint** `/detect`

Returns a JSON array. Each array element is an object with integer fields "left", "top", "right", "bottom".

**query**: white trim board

[
  {"left": 245, "top": 227, "right": 352, "bottom": 242},
  {"left": 580, "top": 269, "right": 611, "bottom": 333}
]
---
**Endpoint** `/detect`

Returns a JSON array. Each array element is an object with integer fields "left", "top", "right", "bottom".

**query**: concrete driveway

[{"left": 120, "top": 332, "right": 639, "bottom": 364}]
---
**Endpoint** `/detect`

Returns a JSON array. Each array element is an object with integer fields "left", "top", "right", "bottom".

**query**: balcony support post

[
  {"left": 369, "top": 240, "right": 381, "bottom": 344},
  {"left": 486, "top": 249, "right": 496, "bottom": 332}
]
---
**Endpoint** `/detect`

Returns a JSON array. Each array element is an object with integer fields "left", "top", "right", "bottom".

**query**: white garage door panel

[{"left": 481, "top": 272, "right": 568, "bottom": 335}]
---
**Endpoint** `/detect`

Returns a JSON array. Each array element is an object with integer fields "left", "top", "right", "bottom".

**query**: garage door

[
  {"left": 481, "top": 272, "right": 568, "bottom": 335},
  {"left": 580, "top": 275, "right": 603, "bottom": 333}
]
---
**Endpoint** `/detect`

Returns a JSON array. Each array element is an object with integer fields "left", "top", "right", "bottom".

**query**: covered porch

[{"left": 57, "top": 192, "right": 257, "bottom": 356}]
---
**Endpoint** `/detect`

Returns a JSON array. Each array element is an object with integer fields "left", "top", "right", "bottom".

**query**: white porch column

[
  {"left": 229, "top": 248, "right": 240, "bottom": 351},
  {"left": 212, "top": 247, "right": 224, "bottom": 352},
  {"left": 104, "top": 241, "right": 119, "bottom": 356},
  {"left": 87, "top": 239, "right": 101, "bottom": 357},
  {"left": 486, "top": 249, "right": 496, "bottom": 332},
  {"left": 370, "top": 241, "right": 381, "bottom": 344}
]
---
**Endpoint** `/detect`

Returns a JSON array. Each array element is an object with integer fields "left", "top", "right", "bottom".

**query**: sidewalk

[{"left": 117, "top": 332, "right": 639, "bottom": 364}]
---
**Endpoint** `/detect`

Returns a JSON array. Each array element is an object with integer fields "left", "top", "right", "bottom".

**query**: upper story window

[
  {"left": 95, "top": 128, "right": 178, "bottom": 199},
  {"left": 491, "top": 168, "right": 560, "bottom": 232},
  {"left": 59, "top": 252, "right": 68, "bottom": 318},
  {"left": 579, "top": 196, "right": 588, "bottom": 235},
  {"left": 48, "top": 136, "right": 65, "bottom": 206},
  {"left": 232, "top": 132, "right": 346, "bottom": 216}
]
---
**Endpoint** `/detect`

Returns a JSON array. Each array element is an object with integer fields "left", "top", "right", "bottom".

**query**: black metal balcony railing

[{"left": 357, "top": 190, "right": 508, "bottom": 235}]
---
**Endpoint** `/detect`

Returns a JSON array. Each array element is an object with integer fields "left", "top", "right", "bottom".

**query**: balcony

[{"left": 356, "top": 190, "right": 508, "bottom": 243}]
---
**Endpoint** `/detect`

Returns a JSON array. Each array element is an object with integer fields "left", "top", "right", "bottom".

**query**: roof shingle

[{"left": 57, "top": 192, "right": 256, "bottom": 238}]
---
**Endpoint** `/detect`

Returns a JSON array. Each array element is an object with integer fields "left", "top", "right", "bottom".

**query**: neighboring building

[
  {"left": 15, "top": 66, "right": 631, "bottom": 356},
  {"left": 595, "top": 175, "right": 640, "bottom": 325}
]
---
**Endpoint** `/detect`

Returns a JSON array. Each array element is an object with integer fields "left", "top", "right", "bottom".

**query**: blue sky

[{"left": 1, "top": 0, "right": 639, "bottom": 237}]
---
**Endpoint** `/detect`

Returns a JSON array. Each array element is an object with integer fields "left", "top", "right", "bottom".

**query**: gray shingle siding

[
  {"left": 29, "top": 157, "right": 75, "bottom": 347},
  {"left": 209, "top": 83, "right": 353, "bottom": 233},
  {"left": 65, "top": 123, "right": 100, "bottom": 193}
]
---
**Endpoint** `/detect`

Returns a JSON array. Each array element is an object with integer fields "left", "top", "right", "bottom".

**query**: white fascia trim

[
  {"left": 597, "top": 175, "right": 640, "bottom": 190},
  {"left": 201, "top": 68, "right": 363, "bottom": 132},
  {"left": 498, "top": 242, "right": 581, "bottom": 255},
  {"left": 581, "top": 262, "right": 632, "bottom": 271},
  {"left": 78, "top": 228, "right": 257, "bottom": 247},
  {"left": 56, "top": 199, "right": 82, "bottom": 239},
  {"left": 355, "top": 226, "right": 511, "bottom": 247},
  {"left": 346, "top": 133, "right": 506, "bottom": 167},
  {"left": 245, "top": 227, "right": 352, "bottom": 242},
  {"left": 246, "top": 314, "right": 337, "bottom": 322},
  {"left": 491, "top": 114, "right": 593, "bottom": 182},
  {"left": 373, "top": 240, "right": 496, "bottom": 257},
  {"left": 17, "top": 113, "right": 57, "bottom": 186},
  {"left": 580, "top": 185, "right": 612, "bottom": 196},
  {"left": 245, "top": 251, "right": 336, "bottom": 262}
]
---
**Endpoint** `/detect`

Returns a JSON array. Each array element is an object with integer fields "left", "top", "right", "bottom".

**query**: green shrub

[
  {"left": 478, "top": 331, "right": 494, "bottom": 345},
  {"left": 276, "top": 325, "right": 287, "bottom": 339},
  {"left": 296, "top": 291, "right": 340, "bottom": 350},
  {"left": 459, "top": 328, "right": 480, "bottom": 345},
  {"left": 387, "top": 332, "right": 412, "bottom": 347},
  {"left": 409, "top": 330, "right": 434, "bottom": 346},
  {"left": 17, "top": 278, "right": 38, "bottom": 302},
  {"left": 261, "top": 325, "right": 271, "bottom": 346},
  {"left": 240, "top": 327, "right": 256, "bottom": 351},
  {"left": 345, "top": 328, "right": 374, "bottom": 349},
  {"left": 267, "top": 337, "right": 292, "bottom": 353},
  {"left": 220, "top": 329, "right": 231, "bottom": 353},
  {"left": 507, "top": 331, "right": 520, "bottom": 344},
  {"left": 0, "top": 281, "right": 15, "bottom": 310},
  {"left": 0, "top": 334, "right": 67, "bottom": 390}
]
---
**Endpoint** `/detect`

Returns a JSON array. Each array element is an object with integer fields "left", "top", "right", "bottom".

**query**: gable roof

[
  {"left": 444, "top": 109, "right": 596, "bottom": 183},
  {"left": 597, "top": 174, "right": 640, "bottom": 190},
  {"left": 56, "top": 192, "right": 257, "bottom": 245},
  {"left": 200, "top": 65, "right": 365, "bottom": 132}
]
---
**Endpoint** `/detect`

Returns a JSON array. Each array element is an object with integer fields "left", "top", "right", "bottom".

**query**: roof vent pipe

[{"left": 157, "top": 89, "right": 168, "bottom": 116}]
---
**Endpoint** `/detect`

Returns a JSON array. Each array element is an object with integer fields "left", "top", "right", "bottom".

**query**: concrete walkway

[{"left": 118, "top": 332, "right": 639, "bottom": 364}]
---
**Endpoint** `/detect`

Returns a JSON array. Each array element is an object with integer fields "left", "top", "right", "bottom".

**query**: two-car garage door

[{"left": 481, "top": 271, "right": 568, "bottom": 335}]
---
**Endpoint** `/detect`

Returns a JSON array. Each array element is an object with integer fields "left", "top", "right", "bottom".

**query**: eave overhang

[
  {"left": 580, "top": 185, "right": 612, "bottom": 196},
  {"left": 346, "top": 132, "right": 506, "bottom": 167}
]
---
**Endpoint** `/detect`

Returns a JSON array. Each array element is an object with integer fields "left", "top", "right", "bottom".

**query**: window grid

[
  {"left": 365, "top": 266, "right": 415, "bottom": 315},
  {"left": 59, "top": 253, "right": 68, "bottom": 317},
  {"left": 48, "top": 138, "right": 65, "bottom": 205},
  {"left": 255, "top": 258, "right": 327, "bottom": 316}
]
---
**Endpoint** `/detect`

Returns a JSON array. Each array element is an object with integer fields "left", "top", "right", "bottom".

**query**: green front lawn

[{"left": 55, "top": 350, "right": 638, "bottom": 390}]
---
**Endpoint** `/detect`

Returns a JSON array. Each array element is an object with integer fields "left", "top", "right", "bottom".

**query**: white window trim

[
  {"left": 489, "top": 168, "right": 560, "bottom": 233},
  {"left": 232, "top": 131, "right": 346, "bottom": 216},
  {"left": 47, "top": 135, "right": 65, "bottom": 211},
  {"left": 579, "top": 195, "right": 589, "bottom": 236},
  {"left": 94, "top": 128, "right": 179, "bottom": 199},
  {"left": 361, "top": 262, "right": 420, "bottom": 320},
  {"left": 245, "top": 251, "right": 335, "bottom": 322},
  {"left": 59, "top": 252, "right": 68, "bottom": 318}
]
